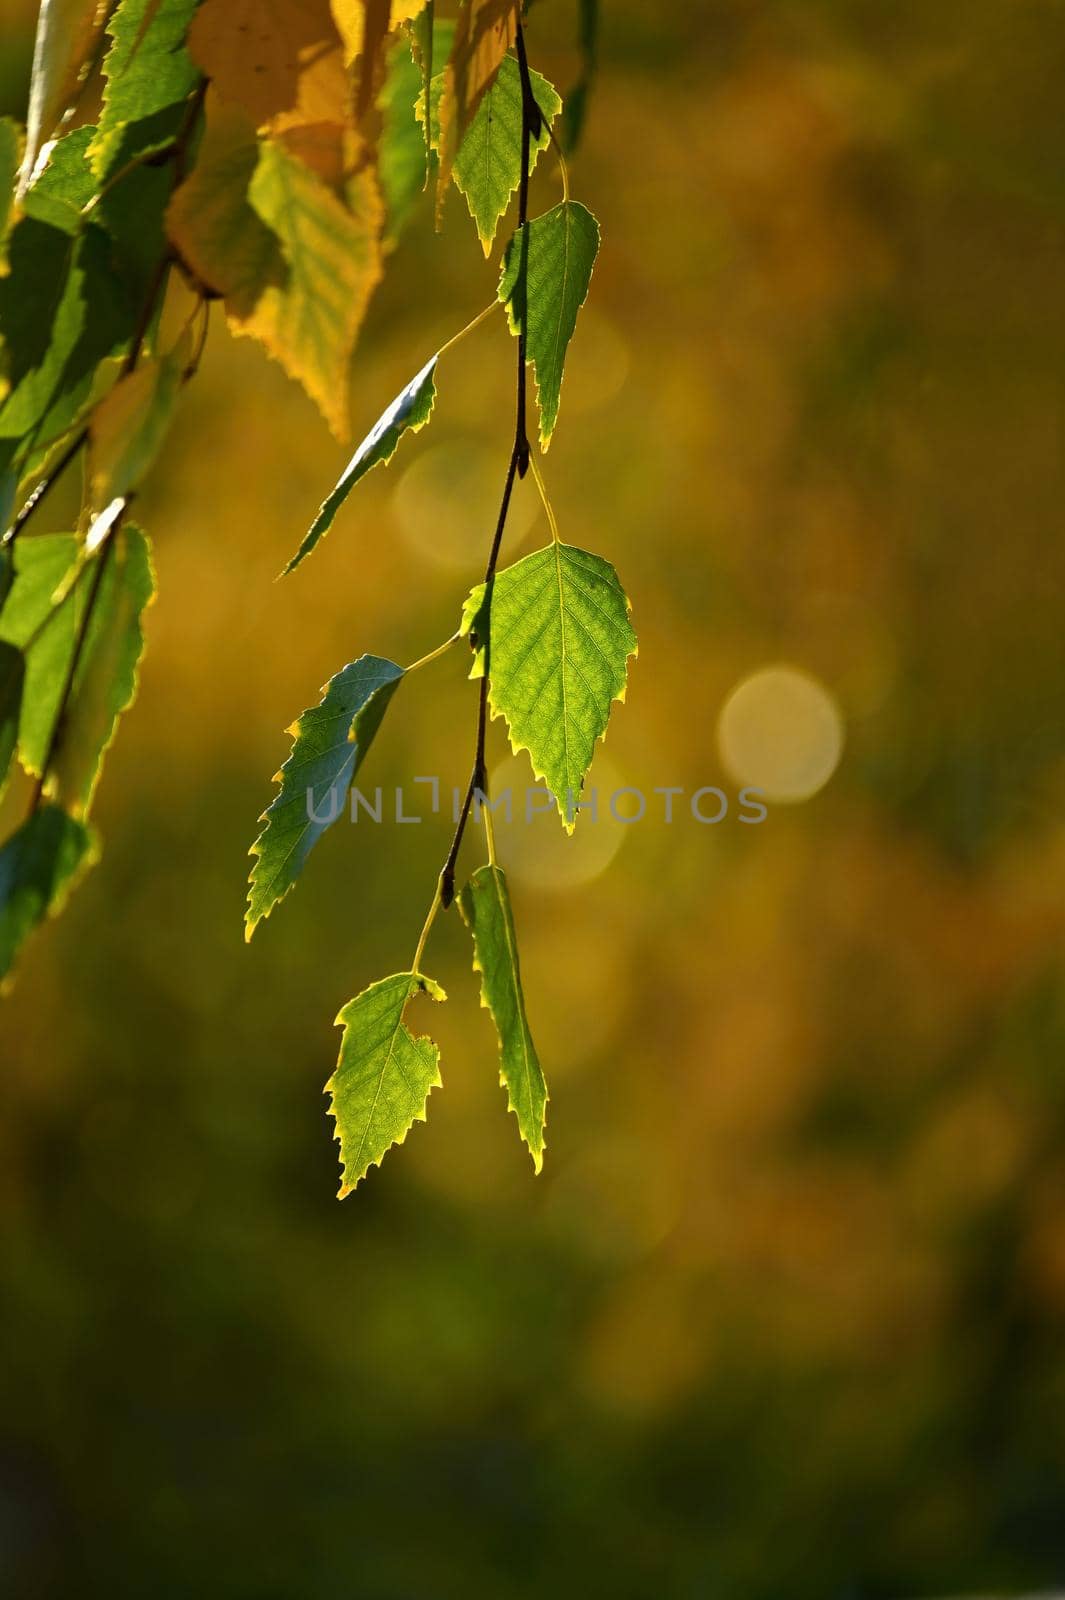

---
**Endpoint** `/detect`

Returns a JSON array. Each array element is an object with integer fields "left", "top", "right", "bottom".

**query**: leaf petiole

[
  {"left": 436, "top": 298, "right": 499, "bottom": 359},
  {"left": 528, "top": 453, "right": 560, "bottom": 544},
  {"left": 411, "top": 881, "right": 442, "bottom": 976},
  {"left": 405, "top": 631, "right": 461, "bottom": 675}
]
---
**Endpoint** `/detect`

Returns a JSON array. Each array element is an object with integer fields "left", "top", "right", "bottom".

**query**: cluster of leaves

[{"left": 0, "top": 0, "right": 630, "bottom": 1196}]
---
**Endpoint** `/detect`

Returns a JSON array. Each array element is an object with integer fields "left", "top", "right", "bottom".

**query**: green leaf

[
  {"left": 21, "top": 126, "right": 96, "bottom": 234},
  {"left": 327, "top": 971, "right": 446, "bottom": 1195},
  {"left": 428, "top": 54, "right": 561, "bottom": 255},
  {"left": 0, "top": 532, "right": 79, "bottom": 768},
  {"left": 0, "top": 804, "right": 96, "bottom": 983},
  {"left": 51, "top": 524, "right": 156, "bottom": 815},
  {"left": 90, "top": 0, "right": 201, "bottom": 178},
  {"left": 0, "top": 221, "right": 134, "bottom": 454},
  {"left": 498, "top": 199, "right": 600, "bottom": 448},
  {"left": 463, "top": 541, "right": 636, "bottom": 828},
  {"left": 284, "top": 356, "right": 437, "bottom": 575},
  {"left": 379, "top": 34, "right": 427, "bottom": 249},
  {"left": 459, "top": 862, "right": 547, "bottom": 1170},
  {"left": 0, "top": 641, "right": 25, "bottom": 792},
  {"left": 0, "top": 525, "right": 155, "bottom": 813},
  {"left": 246, "top": 655, "right": 405, "bottom": 936}
]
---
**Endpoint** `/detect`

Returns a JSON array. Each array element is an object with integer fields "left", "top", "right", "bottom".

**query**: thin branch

[{"left": 439, "top": 20, "right": 537, "bottom": 910}]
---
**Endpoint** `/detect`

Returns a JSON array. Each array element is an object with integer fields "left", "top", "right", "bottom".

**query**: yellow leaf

[
  {"left": 165, "top": 89, "right": 286, "bottom": 318},
  {"left": 331, "top": 0, "right": 428, "bottom": 66},
  {"left": 436, "top": 0, "right": 519, "bottom": 221},
  {"left": 187, "top": 0, "right": 344, "bottom": 126},
  {"left": 238, "top": 139, "right": 384, "bottom": 440}
]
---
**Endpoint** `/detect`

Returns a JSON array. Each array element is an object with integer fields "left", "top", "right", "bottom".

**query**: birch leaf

[
  {"left": 428, "top": 54, "right": 561, "bottom": 254},
  {"left": 91, "top": 0, "right": 201, "bottom": 178},
  {"left": 459, "top": 863, "right": 547, "bottom": 1170},
  {"left": 246, "top": 655, "right": 404, "bottom": 935},
  {"left": 498, "top": 200, "right": 600, "bottom": 448},
  {"left": 435, "top": 0, "right": 518, "bottom": 220},
  {"left": 463, "top": 542, "right": 637, "bottom": 828},
  {"left": 285, "top": 355, "right": 437, "bottom": 574},
  {"left": 0, "top": 526, "right": 155, "bottom": 812},
  {"left": 328, "top": 970, "right": 446, "bottom": 1195},
  {"left": 0, "top": 804, "right": 96, "bottom": 983}
]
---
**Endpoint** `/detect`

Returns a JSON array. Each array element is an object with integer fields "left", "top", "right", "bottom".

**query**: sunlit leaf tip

[
  {"left": 283, "top": 355, "right": 439, "bottom": 576},
  {"left": 327, "top": 970, "right": 446, "bottom": 1195}
]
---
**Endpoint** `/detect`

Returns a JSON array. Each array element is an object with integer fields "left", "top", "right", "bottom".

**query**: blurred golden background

[{"left": 3, "top": 0, "right": 1065, "bottom": 1593}]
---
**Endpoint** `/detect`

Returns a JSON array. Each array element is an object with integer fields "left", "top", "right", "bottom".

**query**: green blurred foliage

[{"left": 2, "top": 0, "right": 1065, "bottom": 1594}]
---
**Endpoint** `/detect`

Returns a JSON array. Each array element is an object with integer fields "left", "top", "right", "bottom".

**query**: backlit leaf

[
  {"left": 285, "top": 355, "right": 437, "bottom": 574},
  {"left": 247, "top": 655, "right": 405, "bottom": 935},
  {"left": 499, "top": 199, "right": 600, "bottom": 448},
  {"left": 463, "top": 541, "right": 636, "bottom": 827},
  {"left": 0, "top": 526, "right": 155, "bottom": 812},
  {"left": 428, "top": 54, "right": 560, "bottom": 254},
  {"left": 327, "top": 970, "right": 445, "bottom": 1195},
  {"left": 435, "top": 0, "right": 518, "bottom": 221},
  {"left": 21, "top": 126, "right": 95, "bottom": 234},
  {"left": 240, "top": 139, "right": 384, "bottom": 440},
  {"left": 91, "top": 0, "right": 201, "bottom": 178},
  {"left": 51, "top": 524, "right": 156, "bottom": 816},
  {"left": 0, "top": 804, "right": 96, "bottom": 983},
  {"left": 0, "top": 221, "right": 132, "bottom": 452},
  {"left": 459, "top": 862, "right": 547, "bottom": 1169}
]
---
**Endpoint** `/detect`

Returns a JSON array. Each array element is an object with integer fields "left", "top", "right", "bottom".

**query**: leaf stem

[
  {"left": 406, "top": 631, "right": 461, "bottom": 675},
  {"left": 436, "top": 300, "right": 499, "bottom": 360},
  {"left": 528, "top": 453, "right": 560, "bottom": 543},
  {"left": 546, "top": 124, "right": 570, "bottom": 202},
  {"left": 411, "top": 881, "right": 442, "bottom": 976},
  {"left": 480, "top": 791, "right": 499, "bottom": 866}
]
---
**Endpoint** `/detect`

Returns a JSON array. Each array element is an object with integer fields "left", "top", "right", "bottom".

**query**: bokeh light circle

[{"left": 716, "top": 664, "right": 844, "bottom": 802}]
